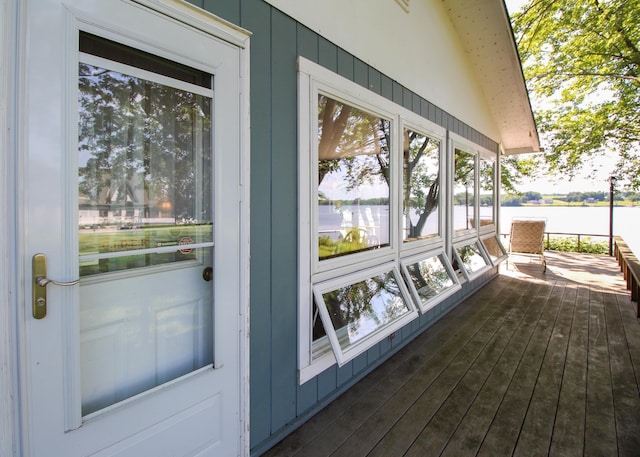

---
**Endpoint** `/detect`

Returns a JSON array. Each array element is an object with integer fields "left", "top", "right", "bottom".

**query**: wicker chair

[{"left": 508, "top": 219, "right": 546, "bottom": 272}]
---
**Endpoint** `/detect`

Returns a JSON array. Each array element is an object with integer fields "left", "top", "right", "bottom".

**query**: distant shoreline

[{"left": 503, "top": 202, "right": 637, "bottom": 208}]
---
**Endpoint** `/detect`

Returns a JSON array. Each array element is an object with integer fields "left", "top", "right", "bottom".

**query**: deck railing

[
  {"left": 614, "top": 236, "right": 640, "bottom": 315},
  {"left": 501, "top": 231, "right": 609, "bottom": 253}
]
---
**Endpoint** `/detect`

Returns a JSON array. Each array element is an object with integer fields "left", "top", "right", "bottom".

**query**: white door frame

[
  {"left": 1, "top": 0, "right": 21, "bottom": 455},
  {"left": 1, "top": 1, "right": 251, "bottom": 455}
]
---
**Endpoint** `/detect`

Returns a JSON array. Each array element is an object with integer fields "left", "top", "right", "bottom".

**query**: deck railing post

[{"left": 609, "top": 175, "right": 617, "bottom": 256}]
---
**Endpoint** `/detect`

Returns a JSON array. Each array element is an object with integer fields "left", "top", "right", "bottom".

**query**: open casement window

[
  {"left": 478, "top": 149, "right": 497, "bottom": 234},
  {"left": 313, "top": 264, "right": 418, "bottom": 366},
  {"left": 452, "top": 239, "right": 491, "bottom": 282},
  {"left": 400, "top": 250, "right": 460, "bottom": 313},
  {"left": 400, "top": 114, "right": 446, "bottom": 253},
  {"left": 480, "top": 234, "right": 508, "bottom": 265}
]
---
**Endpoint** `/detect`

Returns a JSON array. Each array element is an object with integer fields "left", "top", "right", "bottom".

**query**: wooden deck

[{"left": 262, "top": 252, "right": 640, "bottom": 457}]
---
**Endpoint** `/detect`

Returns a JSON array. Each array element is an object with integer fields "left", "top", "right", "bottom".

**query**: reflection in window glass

[
  {"left": 317, "top": 95, "right": 390, "bottom": 260},
  {"left": 320, "top": 270, "right": 412, "bottom": 352},
  {"left": 479, "top": 156, "right": 495, "bottom": 227},
  {"left": 453, "top": 149, "right": 475, "bottom": 232},
  {"left": 456, "top": 242, "right": 488, "bottom": 276},
  {"left": 481, "top": 236, "right": 507, "bottom": 264},
  {"left": 78, "top": 62, "right": 212, "bottom": 276},
  {"left": 402, "top": 128, "right": 440, "bottom": 242},
  {"left": 404, "top": 255, "right": 455, "bottom": 305}
]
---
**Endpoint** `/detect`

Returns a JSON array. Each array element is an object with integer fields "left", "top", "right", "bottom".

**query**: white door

[{"left": 21, "top": 1, "right": 247, "bottom": 455}]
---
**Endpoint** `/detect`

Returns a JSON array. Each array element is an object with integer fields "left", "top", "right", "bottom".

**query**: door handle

[{"left": 32, "top": 253, "right": 79, "bottom": 319}]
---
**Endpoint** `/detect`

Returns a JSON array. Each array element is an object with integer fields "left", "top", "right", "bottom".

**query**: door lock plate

[{"left": 32, "top": 253, "right": 48, "bottom": 319}]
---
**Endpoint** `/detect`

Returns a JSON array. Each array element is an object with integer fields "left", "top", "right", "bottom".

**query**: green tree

[{"left": 511, "top": 0, "right": 640, "bottom": 189}]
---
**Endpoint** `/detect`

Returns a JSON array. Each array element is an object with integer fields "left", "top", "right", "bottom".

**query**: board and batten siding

[{"left": 192, "top": 0, "right": 499, "bottom": 454}]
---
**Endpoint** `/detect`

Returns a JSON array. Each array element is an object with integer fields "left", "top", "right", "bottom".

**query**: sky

[{"left": 503, "top": 0, "right": 620, "bottom": 194}]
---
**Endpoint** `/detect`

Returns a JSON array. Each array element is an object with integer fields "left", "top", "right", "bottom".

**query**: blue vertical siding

[
  {"left": 269, "top": 8, "right": 299, "bottom": 432},
  {"left": 192, "top": 0, "right": 501, "bottom": 454},
  {"left": 237, "top": 0, "right": 273, "bottom": 446}
]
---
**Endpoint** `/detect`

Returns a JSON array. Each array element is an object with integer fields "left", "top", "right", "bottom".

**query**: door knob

[
  {"left": 202, "top": 267, "right": 213, "bottom": 282},
  {"left": 32, "top": 253, "right": 79, "bottom": 319}
]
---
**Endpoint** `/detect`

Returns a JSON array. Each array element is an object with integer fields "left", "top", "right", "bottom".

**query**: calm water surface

[{"left": 500, "top": 206, "right": 640, "bottom": 256}]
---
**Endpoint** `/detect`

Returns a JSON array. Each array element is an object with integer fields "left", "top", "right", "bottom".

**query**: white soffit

[{"left": 441, "top": 0, "right": 541, "bottom": 155}]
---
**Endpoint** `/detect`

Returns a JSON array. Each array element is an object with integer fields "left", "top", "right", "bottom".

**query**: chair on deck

[{"left": 508, "top": 218, "right": 547, "bottom": 272}]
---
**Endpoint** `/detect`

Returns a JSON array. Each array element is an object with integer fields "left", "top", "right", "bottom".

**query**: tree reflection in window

[
  {"left": 453, "top": 149, "right": 475, "bottom": 232},
  {"left": 402, "top": 128, "right": 440, "bottom": 241},
  {"left": 78, "top": 61, "right": 212, "bottom": 275},
  {"left": 404, "top": 255, "right": 456, "bottom": 305},
  {"left": 455, "top": 242, "right": 488, "bottom": 276},
  {"left": 320, "top": 270, "right": 411, "bottom": 350},
  {"left": 317, "top": 95, "right": 390, "bottom": 259},
  {"left": 479, "top": 156, "right": 495, "bottom": 227}
]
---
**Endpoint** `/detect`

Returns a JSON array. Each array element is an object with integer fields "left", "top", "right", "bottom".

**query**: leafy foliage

[
  {"left": 511, "top": 0, "right": 640, "bottom": 189},
  {"left": 545, "top": 236, "right": 608, "bottom": 254}
]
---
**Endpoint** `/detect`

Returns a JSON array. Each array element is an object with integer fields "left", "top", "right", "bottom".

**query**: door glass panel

[
  {"left": 78, "top": 60, "right": 212, "bottom": 277},
  {"left": 78, "top": 35, "right": 213, "bottom": 415}
]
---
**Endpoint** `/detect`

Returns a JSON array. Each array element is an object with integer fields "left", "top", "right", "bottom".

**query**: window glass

[
  {"left": 479, "top": 156, "right": 495, "bottom": 227},
  {"left": 453, "top": 149, "right": 475, "bottom": 232},
  {"left": 78, "top": 60, "right": 212, "bottom": 277},
  {"left": 455, "top": 242, "right": 488, "bottom": 278},
  {"left": 317, "top": 95, "right": 391, "bottom": 260},
  {"left": 402, "top": 254, "right": 459, "bottom": 310},
  {"left": 402, "top": 128, "right": 440, "bottom": 242},
  {"left": 315, "top": 268, "right": 416, "bottom": 364},
  {"left": 481, "top": 235, "right": 507, "bottom": 264}
]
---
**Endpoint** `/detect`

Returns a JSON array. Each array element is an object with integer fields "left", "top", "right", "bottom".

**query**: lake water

[
  {"left": 317, "top": 204, "right": 640, "bottom": 257},
  {"left": 500, "top": 206, "right": 640, "bottom": 256}
]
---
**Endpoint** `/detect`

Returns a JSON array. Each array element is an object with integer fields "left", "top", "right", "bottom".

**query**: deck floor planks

[
  {"left": 404, "top": 282, "right": 549, "bottom": 457},
  {"left": 363, "top": 279, "right": 541, "bottom": 457},
  {"left": 603, "top": 288, "right": 640, "bottom": 455},
  {"left": 548, "top": 283, "right": 589, "bottom": 457},
  {"left": 475, "top": 279, "right": 565, "bottom": 457},
  {"left": 512, "top": 280, "right": 577, "bottom": 456},
  {"left": 438, "top": 282, "right": 573, "bottom": 457},
  {"left": 408, "top": 279, "right": 555, "bottom": 456},
  {"left": 266, "top": 278, "right": 515, "bottom": 457},
  {"left": 261, "top": 253, "right": 640, "bottom": 457},
  {"left": 323, "top": 277, "right": 526, "bottom": 457},
  {"left": 584, "top": 287, "right": 618, "bottom": 457}
]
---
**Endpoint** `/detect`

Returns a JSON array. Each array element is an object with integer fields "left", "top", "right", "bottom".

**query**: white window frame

[
  {"left": 399, "top": 249, "right": 461, "bottom": 313},
  {"left": 450, "top": 133, "right": 479, "bottom": 242},
  {"left": 398, "top": 111, "right": 447, "bottom": 257},
  {"left": 480, "top": 233, "right": 508, "bottom": 266},
  {"left": 298, "top": 57, "right": 456, "bottom": 382},
  {"left": 313, "top": 262, "right": 418, "bottom": 367},
  {"left": 478, "top": 147, "right": 498, "bottom": 236},
  {"left": 298, "top": 58, "right": 405, "bottom": 381},
  {"left": 452, "top": 239, "right": 491, "bottom": 282}
]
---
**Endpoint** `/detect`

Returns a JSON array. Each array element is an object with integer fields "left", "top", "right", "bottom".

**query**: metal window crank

[{"left": 32, "top": 253, "right": 79, "bottom": 319}]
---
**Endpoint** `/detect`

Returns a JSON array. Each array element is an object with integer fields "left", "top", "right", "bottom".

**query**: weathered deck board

[
  {"left": 549, "top": 283, "right": 588, "bottom": 457},
  {"left": 261, "top": 252, "right": 640, "bottom": 457}
]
